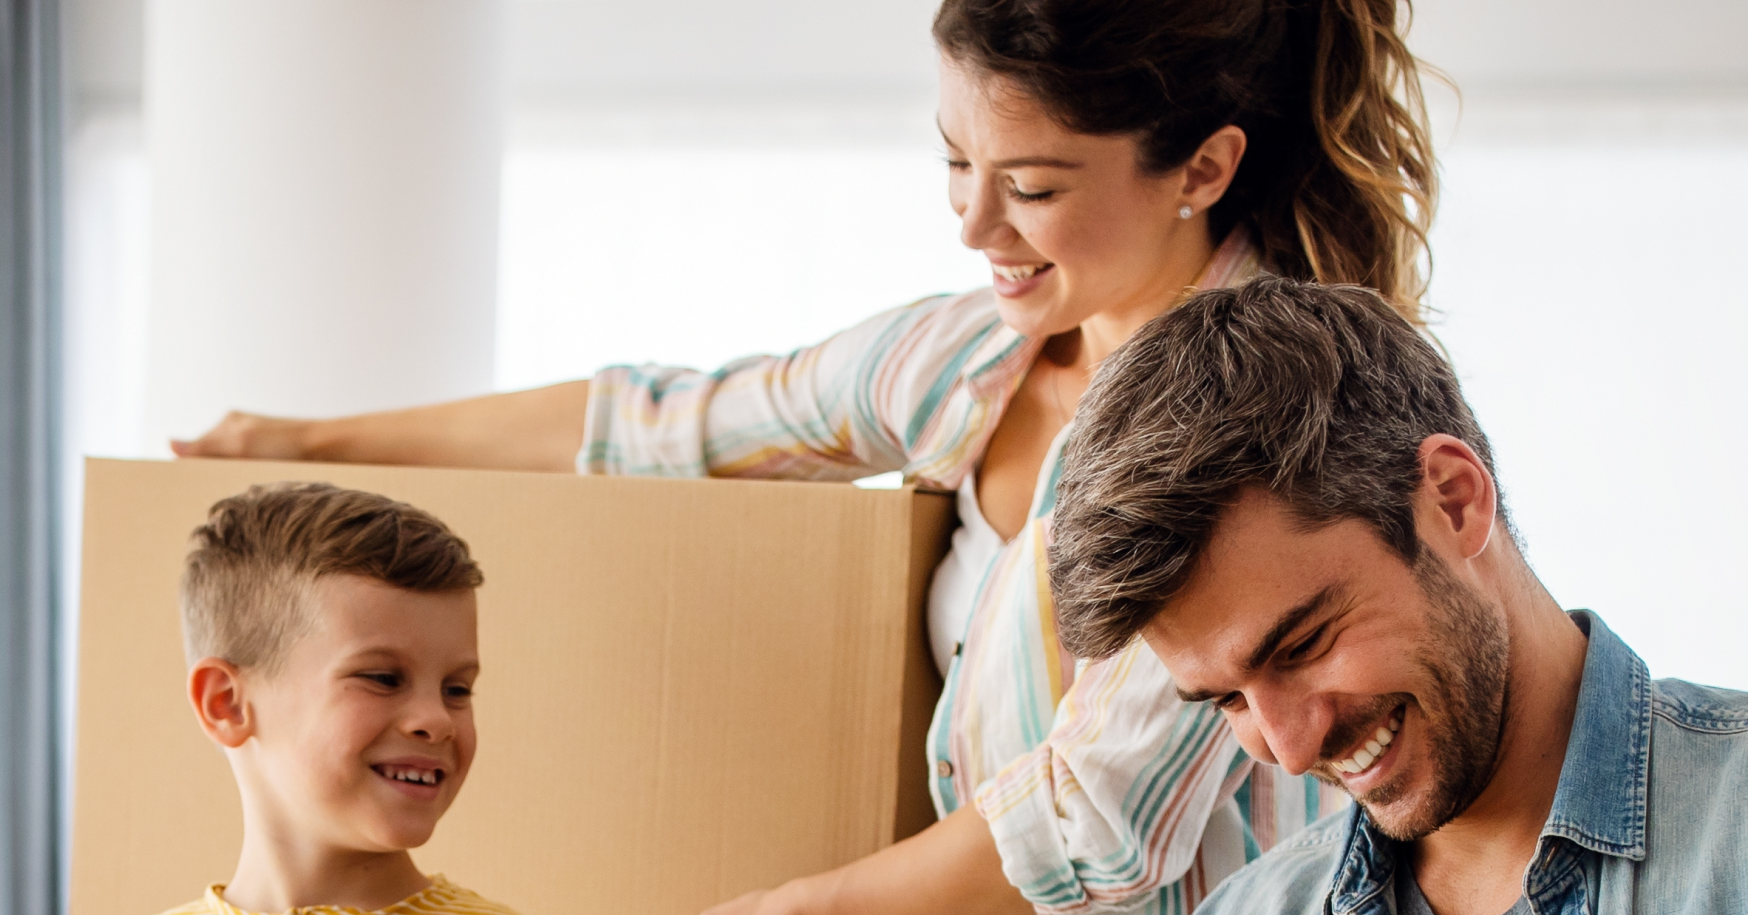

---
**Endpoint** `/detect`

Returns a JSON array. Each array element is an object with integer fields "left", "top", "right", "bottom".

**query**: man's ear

[
  {"left": 1178, "top": 125, "right": 1247, "bottom": 213},
  {"left": 188, "top": 658, "right": 255, "bottom": 749},
  {"left": 1416, "top": 434, "right": 1497, "bottom": 560}
]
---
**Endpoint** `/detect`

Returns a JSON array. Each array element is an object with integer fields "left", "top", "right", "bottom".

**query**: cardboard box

[{"left": 71, "top": 458, "right": 954, "bottom": 915}]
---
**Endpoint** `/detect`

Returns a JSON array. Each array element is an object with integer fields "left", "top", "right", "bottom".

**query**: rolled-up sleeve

[
  {"left": 578, "top": 293, "right": 1002, "bottom": 481},
  {"left": 974, "top": 643, "right": 1250, "bottom": 914}
]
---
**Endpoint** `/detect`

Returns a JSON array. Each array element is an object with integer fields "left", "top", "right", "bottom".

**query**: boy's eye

[
  {"left": 444, "top": 684, "right": 473, "bottom": 700},
  {"left": 358, "top": 671, "right": 402, "bottom": 689},
  {"left": 1213, "top": 692, "right": 1247, "bottom": 712}
]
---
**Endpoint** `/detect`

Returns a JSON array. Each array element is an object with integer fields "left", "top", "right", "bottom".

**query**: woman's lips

[{"left": 991, "top": 262, "right": 1054, "bottom": 298}]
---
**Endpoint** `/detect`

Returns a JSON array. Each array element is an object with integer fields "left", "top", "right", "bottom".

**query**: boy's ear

[{"left": 188, "top": 658, "right": 255, "bottom": 749}]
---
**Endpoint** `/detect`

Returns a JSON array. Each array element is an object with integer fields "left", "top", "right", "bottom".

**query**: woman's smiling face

[{"left": 938, "top": 57, "right": 1218, "bottom": 341}]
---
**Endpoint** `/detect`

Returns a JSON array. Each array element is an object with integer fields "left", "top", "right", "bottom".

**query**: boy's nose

[{"left": 403, "top": 696, "right": 456, "bottom": 741}]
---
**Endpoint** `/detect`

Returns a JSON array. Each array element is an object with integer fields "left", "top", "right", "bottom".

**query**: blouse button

[{"left": 936, "top": 760, "right": 954, "bottom": 778}]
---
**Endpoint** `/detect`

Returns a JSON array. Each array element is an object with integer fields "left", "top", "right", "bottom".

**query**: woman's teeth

[
  {"left": 1333, "top": 710, "right": 1404, "bottom": 776},
  {"left": 993, "top": 263, "right": 1049, "bottom": 281}
]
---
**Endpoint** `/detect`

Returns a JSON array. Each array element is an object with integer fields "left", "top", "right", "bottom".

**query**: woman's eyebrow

[
  {"left": 989, "top": 155, "right": 1083, "bottom": 170},
  {"left": 934, "top": 120, "right": 1083, "bottom": 169}
]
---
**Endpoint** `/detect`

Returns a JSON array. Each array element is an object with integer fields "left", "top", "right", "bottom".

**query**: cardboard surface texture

[{"left": 72, "top": 458, "right": 953, "bottom": 915}]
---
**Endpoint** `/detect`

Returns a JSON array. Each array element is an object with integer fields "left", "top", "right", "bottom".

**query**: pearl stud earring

[{"left": 1178, "top": 205, "right": 1193, "bottom": 219}]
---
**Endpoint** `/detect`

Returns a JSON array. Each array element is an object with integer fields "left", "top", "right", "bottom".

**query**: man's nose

[{"left": 1247, "top": 684, "right": 1331, "bottom": 777}]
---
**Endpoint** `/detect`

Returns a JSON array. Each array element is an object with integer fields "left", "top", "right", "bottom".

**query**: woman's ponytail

[
  {"left": 935, "top": 0, "right": 1441, "bottom": 324},
  {"left": 1295, "top": 0, "right": 1437, "bottom": 317}
]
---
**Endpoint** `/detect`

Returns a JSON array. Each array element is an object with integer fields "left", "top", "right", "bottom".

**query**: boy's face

[{"left": 240, "top": 575, "right": 479, "bottom": 852}]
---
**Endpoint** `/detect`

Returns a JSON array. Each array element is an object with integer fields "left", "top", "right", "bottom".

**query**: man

[{"left": 1048, "top": 277, "right": 1747, "bottom": 915}]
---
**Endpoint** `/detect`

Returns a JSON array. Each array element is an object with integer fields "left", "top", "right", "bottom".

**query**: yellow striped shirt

[{"left": 154, "top": 875, "right": 520, "bottom": 915}]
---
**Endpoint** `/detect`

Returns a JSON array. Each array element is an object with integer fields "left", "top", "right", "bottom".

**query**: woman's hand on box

[
  {"left": 172, "top": 411, "right": 311, "bottom": 460},
  {"left": 169, "top": 380, "right": 593, "bottom": 471},
  {"left": 698, "top": 807, "right": 1031, "bottom": 915}
]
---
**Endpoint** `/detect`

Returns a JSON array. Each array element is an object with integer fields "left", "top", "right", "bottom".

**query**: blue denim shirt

[{"left": 1196, "top": 611, "right": 1748, "bottom": 915}]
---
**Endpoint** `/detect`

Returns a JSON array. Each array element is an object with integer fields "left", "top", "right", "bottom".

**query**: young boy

[{"left": 161, "top": 482, "right": 519, "bottom": 915}]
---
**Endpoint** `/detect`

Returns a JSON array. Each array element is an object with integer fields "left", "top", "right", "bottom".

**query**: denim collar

[{"left": 1327, "top": 610, "right": 1652, "bottom": 913}]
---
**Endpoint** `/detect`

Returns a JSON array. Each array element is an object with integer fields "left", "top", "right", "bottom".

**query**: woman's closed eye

[{"left": 1003, "top": 178, "right": 1054, "bottom": 202}]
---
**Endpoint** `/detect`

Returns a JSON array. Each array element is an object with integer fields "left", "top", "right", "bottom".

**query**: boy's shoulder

[
  {"left": 1196, "top": 809, "right": 1350, "bottom": 915},
  {"left": 151, "top": 878, "right": 520, "bottom": 915},
  {"left": 409, "top": 876, "right": 522, "bottom": 915}
]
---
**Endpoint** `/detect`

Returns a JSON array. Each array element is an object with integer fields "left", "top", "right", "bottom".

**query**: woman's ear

[
  {"left": 1415, "top": 433, "right": 1498, "bottom": 560},
  {"left": 1178, "top": 125, "right": 1247, "bottom": 213},
  {"left": 188, "top": 658, "right": 255, "bottom": 749}
]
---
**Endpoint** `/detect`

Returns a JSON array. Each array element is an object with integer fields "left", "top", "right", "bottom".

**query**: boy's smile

[{"left": 237, "top": 575, "right": 479, "bottom": 853}]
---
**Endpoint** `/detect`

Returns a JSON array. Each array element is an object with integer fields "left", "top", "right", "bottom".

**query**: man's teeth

[
  {"left": 1332, "top": 713, "right": 1403, "bottom": 775},
  {"left": 992, "top": 263, "right": 1049, "bottom": 281}
]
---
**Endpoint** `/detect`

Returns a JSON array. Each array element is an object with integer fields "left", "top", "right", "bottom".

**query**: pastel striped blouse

[
  {"left": 156, "top": 876, "right": 520, "bottom": 915},
  {"left": 580, "top": 232, "right": 1346, "bottom": 913}
]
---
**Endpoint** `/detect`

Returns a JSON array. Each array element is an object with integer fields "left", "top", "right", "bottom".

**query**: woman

[{"left": 178, "top": 0, "right": 1438, "bottom": 911}]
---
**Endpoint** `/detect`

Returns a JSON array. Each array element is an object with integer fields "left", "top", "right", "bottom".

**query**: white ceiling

[{"left": 68, "top": 0, "right": 1748, "bottom": 110}]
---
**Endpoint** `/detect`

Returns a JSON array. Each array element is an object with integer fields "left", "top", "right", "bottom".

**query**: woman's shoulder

[
  {"left": 825, "top": 287, "right": 1006, "bottom": 381},
  {"left": 901, "top": 287, "right": 1001, "bottom": 331}
]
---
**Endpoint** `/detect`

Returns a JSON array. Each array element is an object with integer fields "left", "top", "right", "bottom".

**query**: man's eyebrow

[
  {"left": 1243, "top": 589, "right": 1334, "bottom": 672},
  {"left": 1172, "top": 590, "right": 1334, "bottom": 704},
  {"left": 1175, "top": 685, "right": 1222, "bottom": 704},
  {"left": 934, "top": 120, "right": 1083, "bottom": 169}
]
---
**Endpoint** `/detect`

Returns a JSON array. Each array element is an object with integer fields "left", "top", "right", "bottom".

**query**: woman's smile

[{"left": 989, "top": 259, "right": 1055, "bottom": 297}]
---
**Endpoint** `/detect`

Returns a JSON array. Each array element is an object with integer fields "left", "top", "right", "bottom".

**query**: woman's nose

[{"left": 957, "top": 178, "right": 1012, "bottom": 252}]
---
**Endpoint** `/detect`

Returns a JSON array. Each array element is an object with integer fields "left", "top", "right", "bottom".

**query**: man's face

[
  {"left": 1142, "top": 489, "right": 1509, "bottom": 840},
  {"left": 238, "top": 575, "right": 479, "bottom": 852}
]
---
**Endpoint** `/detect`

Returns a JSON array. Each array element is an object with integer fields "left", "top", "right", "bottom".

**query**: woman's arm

[
  {"left": 170, "top": 380, "right": 592, "bottom": 472},
  {"left": 704, "top": 807, "right": 1032, "bottom": 915}
]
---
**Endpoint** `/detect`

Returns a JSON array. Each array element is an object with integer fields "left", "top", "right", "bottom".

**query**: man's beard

[{"left": 1319, "top": 548, "right": 1512, "bottom": 841}]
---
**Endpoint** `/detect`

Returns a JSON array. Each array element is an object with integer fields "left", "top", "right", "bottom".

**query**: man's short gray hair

[{"left": 1049, "top": 276, "right": 1507, "bottom": 660}]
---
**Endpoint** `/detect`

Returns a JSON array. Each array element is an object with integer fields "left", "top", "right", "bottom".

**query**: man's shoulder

[
  {"left": 1645, "top": 677, "right": 1748, "bottom": 868},
  {"left": 1648, "top": 677, "right": 1748, "bottom": 781},
  {"left": 1651, "top": 677, "right": 1748, "bottom": 733},
  {"left": 1196, "top": 810, "right": 1349, "bottom": 915}
]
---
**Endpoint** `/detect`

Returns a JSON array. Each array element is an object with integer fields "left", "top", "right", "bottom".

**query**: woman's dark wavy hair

[{"left": 933, "top": 0, "right": 1439, "bottom": 320}]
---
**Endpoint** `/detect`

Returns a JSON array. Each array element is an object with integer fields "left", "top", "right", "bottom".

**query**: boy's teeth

[{"left": 380, "top": 765, "right": 439, "bottom": 785}]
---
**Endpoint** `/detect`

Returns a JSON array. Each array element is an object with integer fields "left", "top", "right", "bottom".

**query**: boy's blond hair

[{"left": 181, "top": 482, "right": 483, "bottom": 673}]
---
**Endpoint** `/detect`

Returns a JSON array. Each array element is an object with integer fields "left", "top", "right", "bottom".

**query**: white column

[{"left": 144, "top": 0, "right": 503, "bottom": 450}]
